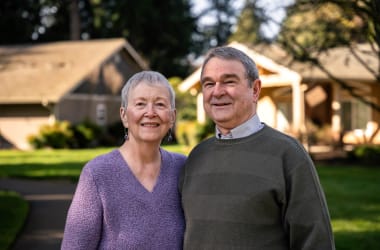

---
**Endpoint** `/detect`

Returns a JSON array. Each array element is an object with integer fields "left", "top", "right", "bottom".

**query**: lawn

[
  {"left": 0, "top": 191, "right": 28, "bottom": 250},
  {"left": 0, "top": 147, "right": 379, "bottom": 250},
  {"left": 0, "top": 145, "right": 189, "bottom": 180},
  {"left": 317, "top": 165, "right": 380, "bottom": 250}
]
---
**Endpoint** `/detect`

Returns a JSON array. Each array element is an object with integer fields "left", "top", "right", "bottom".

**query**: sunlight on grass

[
  {"left": 0, "top": 146, "right": 190, "bottom": 179},
  {"left": 0, "top": 148, "right": 112, "bottom": 164},
  {"left": 332, "top": 219, "right": 380, "bottom": 232}
]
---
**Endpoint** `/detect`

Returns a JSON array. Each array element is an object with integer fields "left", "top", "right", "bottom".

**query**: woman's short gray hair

[{"left": 121, "top": 71, "right": 175, "bottom": 109}]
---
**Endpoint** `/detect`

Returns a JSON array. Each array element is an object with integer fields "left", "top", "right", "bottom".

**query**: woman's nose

[{"left": 144, "top": 104, "right": 157, "bottom": 116}]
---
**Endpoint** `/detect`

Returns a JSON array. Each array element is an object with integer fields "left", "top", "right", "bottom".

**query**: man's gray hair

[{"left": 201, "top": 46, "right": 260, "bottom": 87}]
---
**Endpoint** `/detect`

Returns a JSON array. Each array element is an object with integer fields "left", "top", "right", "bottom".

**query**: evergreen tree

[
  {"left": 193, "top": 0, "right": 238, "bottom": 52},
  {"left": 228, "top": 0, "right": 266, "bottom": 44},
  {"left": 0, "top": 0, "right": 197, "bottom": 77}
]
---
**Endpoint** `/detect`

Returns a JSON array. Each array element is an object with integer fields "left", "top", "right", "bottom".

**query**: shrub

[
  {"left": 176, "top": 121, "right": 199, "bottom": 147},
  {"left": 28, "top": 121, "right": 73, "bottom": 149},
  {"left": 28, "top": 120, "right": 106, "bottom": 149},
  {"left": 348, "top": 145, "right": 380, "bottom": 165},
  {"left": 71, "top": 120, "right": 103, "bottom": 148}
]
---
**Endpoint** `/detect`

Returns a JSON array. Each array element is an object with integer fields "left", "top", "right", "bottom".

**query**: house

[
  {"left": 179, "top": 42, "right": 380, "bottom": 147},
  {"left": 0, "top": 38, "right": 148, "bottom": 150}
]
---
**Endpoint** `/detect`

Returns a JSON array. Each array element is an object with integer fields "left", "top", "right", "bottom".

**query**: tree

[
  {"left": 192, "top": 0, "right": 239, "bottom": 53},
  {"left": 228, "top": 0, "right": 267, "bottom": 44},
  {"left": 0, "top": 0, "right": 71, "bottom": 43},
  {"left": 0, "top": 0, "right": 197, "bottom": 77},
  {"left": 278, "top": 0, "right": 380, "bottom": 112}
]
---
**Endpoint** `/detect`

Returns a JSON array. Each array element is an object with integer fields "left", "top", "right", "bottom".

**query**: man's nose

[{"left": 212, "top": 82, "right": 226, "bottom": 97}]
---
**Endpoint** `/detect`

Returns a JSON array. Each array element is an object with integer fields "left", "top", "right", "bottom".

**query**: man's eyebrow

[{"left": 201, "top": 74, "right": 240, "bottom": 84}]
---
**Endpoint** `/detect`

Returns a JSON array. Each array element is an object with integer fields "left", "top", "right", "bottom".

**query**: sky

[{"left": 191, "top": 0, "right": 294, "bottom": 39}]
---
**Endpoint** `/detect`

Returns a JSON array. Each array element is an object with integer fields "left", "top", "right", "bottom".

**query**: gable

[
  {"left": 179, "top": 42, "right": 300, "bottom": 93},
  {"left": 0, "top": 38, "right": 147, "bottom": 104}
]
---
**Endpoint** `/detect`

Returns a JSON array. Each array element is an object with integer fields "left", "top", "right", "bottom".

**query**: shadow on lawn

[
  {"left": 334, "top": 230, "right": 380, "bottom": 250},
  {"left": 0, "top": 162, "right": 85, "bottom": 181}
]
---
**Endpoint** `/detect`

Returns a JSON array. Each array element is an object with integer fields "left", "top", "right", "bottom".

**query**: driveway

[{"left": 0, "top": 178, "right": 77, "bottom": 250}]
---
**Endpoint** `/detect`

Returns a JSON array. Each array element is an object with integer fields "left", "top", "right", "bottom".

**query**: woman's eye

[
  {"left": 155, "top": 102, "right": 168, "bottom": 109},
  {"left": 136, "top": 102, "right": 146, "bottom": 107}
]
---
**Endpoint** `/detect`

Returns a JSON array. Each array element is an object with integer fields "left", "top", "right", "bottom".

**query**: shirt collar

[{"left": 216, "top": 114, "right": 263, "bottom": 139}]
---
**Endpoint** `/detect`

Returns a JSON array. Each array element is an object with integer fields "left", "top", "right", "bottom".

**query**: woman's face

[{"left": 121, "top": 82, "right": 175, "bottom": 144}]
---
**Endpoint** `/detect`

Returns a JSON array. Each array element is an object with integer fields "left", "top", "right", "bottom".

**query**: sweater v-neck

[{"left": 116, "top": 149, "right": 165, "bottom": 196}]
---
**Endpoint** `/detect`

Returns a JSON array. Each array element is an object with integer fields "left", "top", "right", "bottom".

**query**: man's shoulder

[
  {"left": 191, "top": 136, "right": 216, "bottom": 151},
  {"left": 261, "top": 125, "right": 299, "bottom": 143}
]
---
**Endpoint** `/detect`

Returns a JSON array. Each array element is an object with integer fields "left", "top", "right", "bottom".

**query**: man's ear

[{"left": 252, "top": 79, "right": 261, "bottom": 102}]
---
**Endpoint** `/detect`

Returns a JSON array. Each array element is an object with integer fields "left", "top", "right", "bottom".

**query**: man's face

[{"left": 201, "top": 57, "right": 260, "bottom": 134}]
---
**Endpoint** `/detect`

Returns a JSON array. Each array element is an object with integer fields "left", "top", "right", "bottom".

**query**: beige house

[
  {"left": 179, "top": 42, "right": 380, "bottom": 147},
  {"left": 0, "top": 38, "right": 148, "bottom": 149}
]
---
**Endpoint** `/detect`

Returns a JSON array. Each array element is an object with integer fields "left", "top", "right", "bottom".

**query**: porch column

[
  {"left": 331, "top": 84, "right": 341, "bottom": 143},
  {"left": 291, "top": 75, "right": 304, "bottom": 137},
  {"left": 197, "top": 93, "right": 206, "bottom": 124}
]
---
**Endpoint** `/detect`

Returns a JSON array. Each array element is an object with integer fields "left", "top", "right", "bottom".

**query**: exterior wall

[
  {"left": 0, "top": 104, "right": 52, "bottom": 150},
  {"left": 258, "top": 86, "right": 293, "bottom": 134},
  {"left": 58, "top": 94, "right": 122, "bottom": 126},
  {"left": 57, "top": 50, "right": 142, "bottom": 127},
  {"left": 342, "top": 82, "right": 380, "bottom": 145}
]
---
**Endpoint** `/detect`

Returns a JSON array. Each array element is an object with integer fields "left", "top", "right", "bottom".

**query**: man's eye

[
  {"left": 203, "top": 82, "right": 215, "bottom": 88},
  {"left": 224, "top": 80, "right": 236, "bottom": 85}
]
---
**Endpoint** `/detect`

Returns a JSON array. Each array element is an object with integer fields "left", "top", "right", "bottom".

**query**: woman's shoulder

[
  {"left": 82, "top": 149, "right": 121, "bottom": 173},
  {"left": 160, "top": 148, "right": 187, "bottom": 166}
]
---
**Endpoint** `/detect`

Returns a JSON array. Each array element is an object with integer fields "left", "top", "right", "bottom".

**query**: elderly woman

[{"left": 61, "top": 71, "right": 186, "bottom": 249}]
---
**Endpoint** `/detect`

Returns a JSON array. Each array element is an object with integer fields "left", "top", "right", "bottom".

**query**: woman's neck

[{"left": 119, "top": 140, "right": 162, "bottom": 192}]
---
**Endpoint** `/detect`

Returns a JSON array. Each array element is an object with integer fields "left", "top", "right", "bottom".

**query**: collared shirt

[{"left": 216, "top": 114, "right": 264, "bottom": 139}]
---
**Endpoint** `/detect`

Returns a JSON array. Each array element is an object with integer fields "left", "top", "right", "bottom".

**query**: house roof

[
  {"left": 252, "top": 43, "right": 379, "bottom": 82},
  {"left": 179, "top": 42, "right": 379, "bottom": 93},
  {"left": 0, "top": 38, "right": 148, "bottom": 104},
  {"left": 179, "top": 42, "right": 301, "bottom": 92}
]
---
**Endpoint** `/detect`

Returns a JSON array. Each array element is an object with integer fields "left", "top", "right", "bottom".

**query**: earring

[
  {"left": 124, "top": 128, "right": 129, "bottom": 140},
  {"left": 167, "top": 128, "right": 173, "bottom": 142}
]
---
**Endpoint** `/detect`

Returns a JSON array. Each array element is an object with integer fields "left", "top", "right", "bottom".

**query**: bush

[
  {"left": 175, "top": 119, "right": 215, "bottom": 147},
  {"left": 176, "top": 121, "right": 199, "bottom": 147},
  {"left": 28, "top": 121, "right": 73, "bottom": 149},
  {"left": 348, "top": 145, "right": 380, "bottom": 165},
  {"left": 28, "top": 120, "right": 107, "bottom": 149},
  {"left": 71, "top": 120, "right": 103, "bottom": 148}
]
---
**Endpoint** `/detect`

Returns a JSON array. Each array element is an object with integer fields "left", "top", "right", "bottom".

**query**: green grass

[
  {"left": 0, "top": 191, "right": 28, "bottom": 250},
  {"left": 0, "top": 147, "right": 379, "bottom": 250},
  {"left": 316, "top": 165, "right": 380, "bottom": 250},
  {"left": 0, "top": 145, "right": 189, "bottom": 180}
]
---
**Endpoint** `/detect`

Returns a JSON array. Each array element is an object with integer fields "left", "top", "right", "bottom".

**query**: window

[
  {"left": 96, "top": 103, "right": 107, "bottom": 126},
  {"left": 341, "top": 99, "right": 370, "bottom": 131}
]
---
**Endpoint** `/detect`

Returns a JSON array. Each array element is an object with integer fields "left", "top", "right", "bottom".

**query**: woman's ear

[
  {"left": 120, "top": 107, "right": 128, "bottom": 127},
  {"left": 170, "top": 109, "right": 177, "bottom": 125}
]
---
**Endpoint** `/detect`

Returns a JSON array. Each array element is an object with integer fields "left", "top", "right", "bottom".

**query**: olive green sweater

[{"left": 179, "top": 125, "right": 335, "bottom": 250}]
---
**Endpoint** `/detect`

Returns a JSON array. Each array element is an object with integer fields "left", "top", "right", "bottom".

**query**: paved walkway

[{"left": 0, "top": 178, "right": 77, "bottom": 250}]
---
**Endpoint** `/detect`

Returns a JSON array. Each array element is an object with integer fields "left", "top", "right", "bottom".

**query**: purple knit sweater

[{"left": 61, "top": 148, "right": 186, "bottom": 250}]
